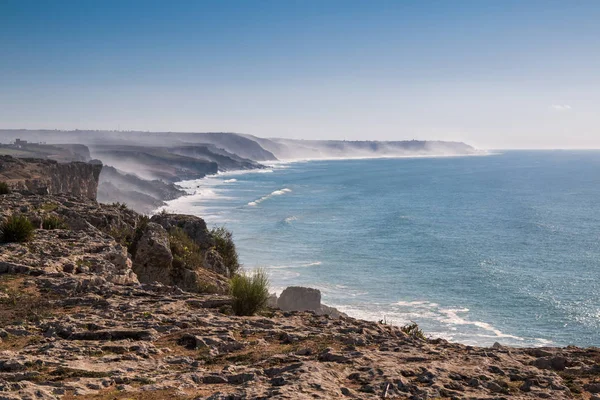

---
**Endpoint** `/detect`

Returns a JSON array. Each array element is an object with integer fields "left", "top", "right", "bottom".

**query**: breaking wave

[{"left": 248, "top": 188, "right": 292, "bottom": 206}]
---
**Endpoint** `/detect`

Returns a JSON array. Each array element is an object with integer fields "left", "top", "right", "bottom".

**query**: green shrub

[
  {"left": 169, "top": 227, "right": 203, "bottom": 269},
  {"left": 0, "top": 215, "right": 34, "bottom": 243},
  {"left": 400, "top": 322, "right": 426, "bottom": 340},
  {"left": 230, "top": 268, "right": 270, "bottom": 316},
  {"left": 42, "top": 215, "right": 67, "bottom": 230},
  {"left": 0, "top": 182, "right": 10, "bottom": 195},
  {"left": 211, "top": 226, "right": 240, "bottom": 275},
  {"left": 108, "top": 225, "right": 135, "bottom": 249}
]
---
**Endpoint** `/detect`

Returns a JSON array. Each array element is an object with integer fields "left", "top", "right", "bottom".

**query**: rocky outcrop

[
  {"left": 0, "top": 155, "right": 102, "bottom": 200},
  {"left": 276, "top": 286, "right": 347, "bottom": 318},
  {"left": 277, "top": 286, "right": 322, "bottom": 312},
  {"left": 132, "top": 222, "right": 173, "bottom": 285},
  {"left": 150, "top": 213, "right": 215, "bottom": 251},
  {"left": 0, "top": 193, "right": 230, "bottom": 294}
]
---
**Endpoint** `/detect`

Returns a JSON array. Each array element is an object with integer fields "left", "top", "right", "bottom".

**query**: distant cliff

[
  {"left": 246, "top": 137, "right": 480, "bottom": 160},
  {"left": 0, "top": 130, "right": 480, "bottom": 164},
  {"left": 0, "top": 155, "right": 102, "bottom": 200}
]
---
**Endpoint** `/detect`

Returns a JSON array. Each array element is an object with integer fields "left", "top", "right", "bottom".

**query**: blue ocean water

[{"left": 164, "top": 151, "right": 600, "bottom": 347}]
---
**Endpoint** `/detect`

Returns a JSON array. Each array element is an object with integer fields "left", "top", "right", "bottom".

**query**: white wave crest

[
  {"left": 265, "top": 261, "right": 322, "bottom": 270},
  {"left": 248, "top": 188, "right": 292, "bottom": 206},
  {"left": 283, "top": 216, "right": 298, "bottom": 224},
  {"left": 223, "top": 178, "right": 237, "bottom": 183}
]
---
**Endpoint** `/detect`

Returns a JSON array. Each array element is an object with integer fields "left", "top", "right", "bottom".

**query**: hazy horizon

[{"left": 2, "top": 1, "right": 599, "bottom": 149}]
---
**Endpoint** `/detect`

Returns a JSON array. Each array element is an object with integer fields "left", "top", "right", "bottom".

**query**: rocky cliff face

[{"left": 0, "top": 156, "right": 102, "bottom": 200}]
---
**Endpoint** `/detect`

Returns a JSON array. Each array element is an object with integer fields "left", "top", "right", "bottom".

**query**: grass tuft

[
  {"left": 42, "top": 215, "right": 67, "bottom": 230},
  {"left": 0, "top": 215, "right": 34, "bottom": 243},
  {"left": 230, "top": 268, "right": 270, "bottom": 316},
  {"left": 400, "top": 322, "right": 426, "bottom": 340},
  {"left": 0, "top": 182, "right": 10, "bottom": 195}
]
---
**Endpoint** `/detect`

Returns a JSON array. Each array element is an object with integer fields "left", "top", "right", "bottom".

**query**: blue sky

[{"left": 1, "top": 0, "right": 599, "bottom": 148}]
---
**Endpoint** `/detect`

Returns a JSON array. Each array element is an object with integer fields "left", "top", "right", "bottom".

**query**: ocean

[{"left": 163, "top": 151, "right": 600, "bottom": 347}]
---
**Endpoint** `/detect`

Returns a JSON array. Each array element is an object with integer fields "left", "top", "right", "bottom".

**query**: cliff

[
  {"left": 247, "top": 137, "right": 480, "bottom": 160},
  {"left": 97, "top": 166, "right": 186, "bottom": 214},
  {"left": 1, "top": 191, "right": 600, "bottom": 399},
  {"left": 0, "top": 155, "right": 102, "bottom": 200}
]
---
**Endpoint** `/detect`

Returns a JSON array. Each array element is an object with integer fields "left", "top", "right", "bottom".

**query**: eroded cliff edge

[{"left": 0, "top": 155, "right": 102, "bottom": 200}]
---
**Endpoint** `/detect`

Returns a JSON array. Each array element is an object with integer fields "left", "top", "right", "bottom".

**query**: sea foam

[{"left": 248, "top": 188, "right": 292, "bottom": 206}]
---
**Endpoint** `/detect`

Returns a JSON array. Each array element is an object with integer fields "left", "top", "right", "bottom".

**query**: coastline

[
  {"left": 158, "top": 152, "right": 531, "bottom": 348},
  {"left": 157, "top": 151, "right": 600, "bottom": 349}
]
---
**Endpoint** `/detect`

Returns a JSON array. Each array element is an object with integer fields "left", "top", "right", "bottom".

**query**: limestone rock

[
  {"left": 132, "top": 222, "right": 173, "bottom": 286},
  {"left": 277, "top": 286, "right": 321, "bottom": 312},
  {"left": 150, "top": 213, "right": 214, "bottom": 251}
]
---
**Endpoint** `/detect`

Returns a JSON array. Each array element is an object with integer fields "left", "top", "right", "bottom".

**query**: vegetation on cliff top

[
  {"left": 230, "top": 268, "right": 270, "bottom": 316},
  {"left": 0, "top": 181, "right": 10, "bottom": 195},
  {"left": 41, "top": 215, "right": 67, "bottom": 230},
  {"left": 0, "top": 215, "right": 34, "bottom": 243},
  {"left": 211, "top": 226, "right": 240, "bottom": 275},
  {"left": 169, "top": 227, "right": 203, "bottom": 270}
]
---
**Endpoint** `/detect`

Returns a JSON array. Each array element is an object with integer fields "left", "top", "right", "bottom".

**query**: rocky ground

[{"left": 1, "top": 193, "right": 600, "bottom": 399}]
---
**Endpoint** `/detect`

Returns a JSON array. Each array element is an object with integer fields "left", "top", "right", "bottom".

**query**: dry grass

[{"left": 0, "top": 275, "right": 57, "bottom": 325}]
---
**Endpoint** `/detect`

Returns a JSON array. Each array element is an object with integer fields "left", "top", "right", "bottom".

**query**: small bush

[
  {"left": 108, "top": 225, "right": 134, "bottom": 249},
  {"left": 230, "top": 268, "right": 270, "bottom": 316},
  {"left": 211, "top": 226, "right": 240, "bottom": 275},
  {"left": 0, "top": 182, "right": 10, "bottom": 195},
  {"left": 400, "top": 322, "right": 426, "bottom": 340},
  {"left": 42, "top": 215, "right": 67, "bottom": 230},
  {"left": 0, "top": 215, "right": 34, "bottom": 243},
  {"left": 169, "top": 227, "right": 203, "bottom": 269}
]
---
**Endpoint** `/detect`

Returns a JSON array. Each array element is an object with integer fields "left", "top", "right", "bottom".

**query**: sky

[{"left": 1, "top": 0, "right": 599, "bottom": 149}]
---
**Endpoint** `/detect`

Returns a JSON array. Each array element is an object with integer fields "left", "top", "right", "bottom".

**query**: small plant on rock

[
  {"left": 211, "top": 226, "right": 240, "bottom": 275},
  {"left": 0, "top": 215, "right": 34, "bottom": 243},
  {"left": 169, "top": 227, "right": 203, "bottom": 269},
  {"left": 230, "top": 268, "right": 270, "bottom": 316},
  {"left": 0, "top": 182, "right": 10, "bottom": 195},
  {"left": 42, "top": 215, "right": 67, "bottom": 230},
  {"left": 400, "top": 322, "right": 426, "bottom": 340}
]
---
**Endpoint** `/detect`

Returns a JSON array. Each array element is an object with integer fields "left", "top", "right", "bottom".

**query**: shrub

[
  {"left": 42, "top": 215, "right": 67, "bottom": 230},
  {"left": 108, "top": 225, "right": 134, "bottom": 249},
  {"left": 400, "top": 322, "right": 426, "bottom": 340},
  {"left": 0, "top": 215, "right": 34, "bottom": 243},
  {"left": 169, "top": 227, "right": 203, "bottom": 269},
  {"left": 211, "top": 226, "right": 240, "bottom": 275},
  {"left": 230, "top": 268, "right": 270, "bottom": 316},
  {"left": 0, "top": 182, "right": 10, "bottom": 195}
]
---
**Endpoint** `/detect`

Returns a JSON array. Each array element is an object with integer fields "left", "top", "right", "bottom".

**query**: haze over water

[{"left": 164, "top": 151, "right": 600, "bottom": 347}]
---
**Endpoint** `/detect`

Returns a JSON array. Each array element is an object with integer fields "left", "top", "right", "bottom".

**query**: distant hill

[{"left": 0, "top": 129, "right": 479, "bottom": 163}]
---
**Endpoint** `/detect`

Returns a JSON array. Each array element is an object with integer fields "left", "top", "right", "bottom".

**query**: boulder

[
  {"left": 275, "top": 287, "right": 347, "bottom": 318},
  {"left": 150, "top": 213, "right": 215, "bottom": 251},
  {"left": 277, "top": 286, "right": 321, "bottom": 312},
  {"left": 133, "top": 222, "right": 173, "bottom": 285}
]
